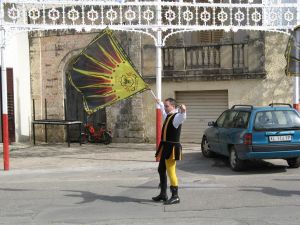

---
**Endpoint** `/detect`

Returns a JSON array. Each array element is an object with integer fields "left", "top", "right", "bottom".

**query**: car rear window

[{"left": 254, "top": 110, "right": 300, "bottom": 130}]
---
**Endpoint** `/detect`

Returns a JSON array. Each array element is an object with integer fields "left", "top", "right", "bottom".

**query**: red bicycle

[{"left": 80, "top": 123, "right": 112, "bottom": 145}]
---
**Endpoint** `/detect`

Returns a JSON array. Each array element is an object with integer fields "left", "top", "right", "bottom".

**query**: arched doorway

[{"left": 65, "top": 61, "right": 107, "bottom": 142}]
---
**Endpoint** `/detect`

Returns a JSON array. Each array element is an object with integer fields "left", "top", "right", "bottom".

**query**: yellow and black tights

[{"left": 158, "top": 157, "right": 178, "bottom": 192}]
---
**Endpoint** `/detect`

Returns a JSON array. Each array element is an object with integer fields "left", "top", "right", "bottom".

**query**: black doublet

[{"left": 155, "top": 113, "right": 182, "bottom": 161}]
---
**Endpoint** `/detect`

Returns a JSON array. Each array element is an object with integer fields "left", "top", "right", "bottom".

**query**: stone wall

[
  {"left": 29, "top": 30, "right": 146, "bottom": 143},
  {"left": 30, "top": 32, "right": 92, "bottom": 142},
  {"left": 106, "top": 32, "right": 147, "bottom": 143}
]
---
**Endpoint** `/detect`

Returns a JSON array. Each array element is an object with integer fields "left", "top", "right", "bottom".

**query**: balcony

[{"left": 161, "top": 41, "right": 266, "bottom": 81}]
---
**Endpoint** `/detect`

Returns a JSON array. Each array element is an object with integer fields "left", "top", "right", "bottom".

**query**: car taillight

[{"left": 243, "top": 133, "right": 252, "bottom": 145}]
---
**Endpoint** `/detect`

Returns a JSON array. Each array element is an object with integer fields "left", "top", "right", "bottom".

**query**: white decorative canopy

[{"left": 1, "top": 0, "right": 300, "bottom": 46}]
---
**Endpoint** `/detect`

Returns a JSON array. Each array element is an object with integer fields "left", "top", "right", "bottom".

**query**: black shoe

[
  {"left": 164, "top": 185, "right": 180, "bottom": 205},
  {"left": 164, "top": 196, "right": 180, "bottom": 205},
  {"left": 152, "top": 194, "right": 168, "bottom": 202}
]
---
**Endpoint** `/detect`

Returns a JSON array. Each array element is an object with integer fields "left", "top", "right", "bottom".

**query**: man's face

[{"left": 164, "top": 100, "right": 175, "bottom": 114}]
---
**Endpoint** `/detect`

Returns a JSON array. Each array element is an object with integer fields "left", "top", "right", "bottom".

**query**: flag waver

[
  {"left": 68, "top": 28, "right": 149, "bottom": 114},
  {"left": 285, "top": 25, "right": 300, "bottom": 77}
]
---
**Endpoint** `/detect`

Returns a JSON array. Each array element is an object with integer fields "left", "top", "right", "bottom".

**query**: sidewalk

[
  {"left": 0, "top": 142, "right": 161, "bottom": 172},
  {"left": 0, "top": 142, "right": 202, "bottom": 174}
]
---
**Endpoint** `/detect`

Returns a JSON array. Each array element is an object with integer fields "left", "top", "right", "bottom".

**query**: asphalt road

[{"left": 1, "top": 143, "right": 300, "bottom": 225}]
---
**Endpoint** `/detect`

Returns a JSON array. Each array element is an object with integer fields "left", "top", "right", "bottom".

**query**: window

[
  {"left": 197, "top": 0, "right": 224, "bottom": 43},
  {"left": 233, "top": 111, "right": 250, "bottom": 129},
  {"left": 216, "top": 111, "right": 228, "bottom": 127},
  {"left": 216, "top": 110, "right": 243, "bottom": 128},
  {"left": 223, "top": 110, "right": 238, "bottom": 128},
  {"left": 254, "top": 110, "right": 300, "bottom": 130},
  {"left": 197, "top": 30, "right": 224, "bottom": 44}
]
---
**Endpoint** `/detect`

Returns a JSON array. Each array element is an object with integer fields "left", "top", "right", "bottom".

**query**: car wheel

[
  {"left": 229, "top": 146, "right": 244, "bottom": 171},
  {"left": 201, "top": 136, "right": 214, "bottom": 158},
  {"left": 287, "top": 157, "right": 300, "bottom": 168}
]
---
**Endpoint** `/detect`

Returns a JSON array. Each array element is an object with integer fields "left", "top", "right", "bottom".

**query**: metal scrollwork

[{"left": 1, "top": 0, "right": 299, "bottom": 46}]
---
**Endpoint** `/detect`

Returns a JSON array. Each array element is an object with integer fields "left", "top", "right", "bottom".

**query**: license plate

[{"left": 269, "top": 135, "right": 292, "bottom": 142}]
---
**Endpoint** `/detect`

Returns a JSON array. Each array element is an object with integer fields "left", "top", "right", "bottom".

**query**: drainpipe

[
  {"left": 0, "top": 2, "right": 10, "bottom": 171},
  {"left": 155, "top": 0, "right": 162, "bottom": 158}
]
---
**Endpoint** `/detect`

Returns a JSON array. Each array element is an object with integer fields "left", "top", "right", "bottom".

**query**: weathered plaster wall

[{"left": 1, "top": 33, "right": 31, "bottom": 142}]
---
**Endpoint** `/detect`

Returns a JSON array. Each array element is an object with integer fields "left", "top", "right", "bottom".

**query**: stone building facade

[
  {"left": 29, "top": 30, "right": 147, "bottom": 143},
  {"left": 29, "top": 29, "right": 292, "bottom": 143}
]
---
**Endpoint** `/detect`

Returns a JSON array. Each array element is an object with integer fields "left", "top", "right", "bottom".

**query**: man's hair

[{"left": 165, "top": 98, "right": 177, "bottom": 107}]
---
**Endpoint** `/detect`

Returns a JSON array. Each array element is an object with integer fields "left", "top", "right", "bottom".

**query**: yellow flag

[{"left": 68, "top": 28, "right": 149, "bottom": 114}]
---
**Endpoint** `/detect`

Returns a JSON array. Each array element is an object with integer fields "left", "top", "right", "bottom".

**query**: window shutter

[
  {"left": 6, "top": 68, "right": 15, "bottom": 142},
  {"left": 199, "top": 31, "right": 212, "bottom": 43},
  {"left": 212, "top": 30, "right": 224, "bottom": 43},
  {"left": 198, "top": 0, "right": 224, "bottom": 43},
  {"left": 0, "top": 68, "right": 15, "bottom": 143}
]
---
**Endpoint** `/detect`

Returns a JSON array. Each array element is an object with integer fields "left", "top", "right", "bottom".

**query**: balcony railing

[{"left": 162, "top": 41, "right": 264, "bottom": 78}]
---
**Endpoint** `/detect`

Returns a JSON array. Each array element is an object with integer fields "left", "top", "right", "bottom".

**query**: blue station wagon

[{"left": 201, "top": 103, "right": 300, "bottom": 171}]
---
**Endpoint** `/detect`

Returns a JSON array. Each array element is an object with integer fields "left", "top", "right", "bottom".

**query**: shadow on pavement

[
  {"left": 273, "top": 178, "right": 300, "bottom": 182},
  {"left": 63, "top": 190, "right": 154, "bottom": 205},
  {"left": 178, "top": 151, "right": 287, "bottom": 175},
  {"left": 239, "top": 186, "right": 300, "bottom": 197},
  {"left": 0, "top": 188, "right": 33, "bottom": 192}
]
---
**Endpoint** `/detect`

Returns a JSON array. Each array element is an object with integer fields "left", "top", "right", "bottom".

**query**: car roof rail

[
  {"left": 231, "top": 105, "right": 254, "bottom": 109},
  {"left": 269, "top": 103, "right": 292, "bottom": 108}
]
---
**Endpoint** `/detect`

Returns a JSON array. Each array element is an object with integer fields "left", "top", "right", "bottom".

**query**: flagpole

[{"left": 150, "top": 89, "right": 157, "bottom": 99}]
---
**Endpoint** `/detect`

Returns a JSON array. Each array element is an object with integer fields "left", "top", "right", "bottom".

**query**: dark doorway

[
  {"left": 0, "top": 67, "right": 16, "bottom": 143},
  {"left": 65, "top": 71, "right": 106, "bottom": 142}
]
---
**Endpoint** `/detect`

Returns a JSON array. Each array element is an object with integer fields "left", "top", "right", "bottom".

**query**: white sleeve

[
  {"left": 173, "top": 112, "right": 187, "bottom": 129},
  {"left": 157, "top": 101, "right": 167, "bottom": 120}
]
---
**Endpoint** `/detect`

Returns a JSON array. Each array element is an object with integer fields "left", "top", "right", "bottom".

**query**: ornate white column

[{"left": 155, "top": 0, "right": 162, "bottom": 152}]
